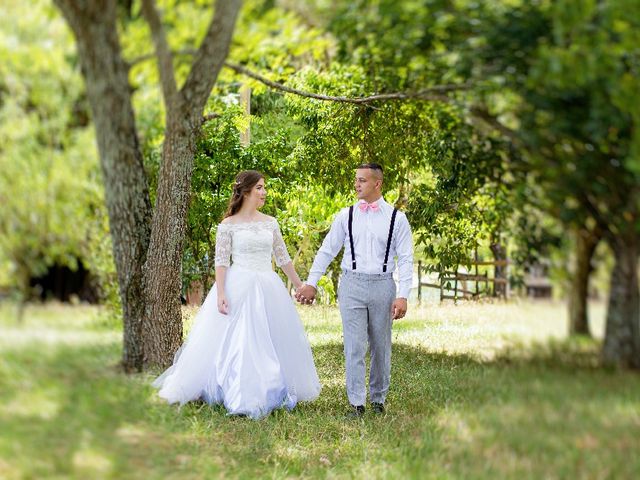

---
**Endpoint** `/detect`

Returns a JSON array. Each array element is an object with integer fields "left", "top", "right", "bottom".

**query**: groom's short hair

[{"left": 356, "top": 163, "right": 383, "bottom": 180}]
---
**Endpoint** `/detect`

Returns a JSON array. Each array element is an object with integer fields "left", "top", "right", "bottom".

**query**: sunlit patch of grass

[
  {"left": 72, "top": 445, "right": 113, "bottom": 479},
  {"left": 0, "top": 299, "right": 638, "bottom": 479},
  {"left": 4, "top": 386, "right": 62, "bottom": 420},
  {"left": 0, "top": 301, "right": 117, "bottom": 330},
  {"left": 0, "top": 302, "right": 120, "bottom": 350}
]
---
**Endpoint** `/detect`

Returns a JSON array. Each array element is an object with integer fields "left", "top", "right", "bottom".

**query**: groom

[{"left": 296, "top": 163, "right": 413, "bottom": 417}]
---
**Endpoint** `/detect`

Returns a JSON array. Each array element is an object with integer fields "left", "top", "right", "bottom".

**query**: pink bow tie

[{"left": 358, "top": 201, "right": 380, "bottom": 212}]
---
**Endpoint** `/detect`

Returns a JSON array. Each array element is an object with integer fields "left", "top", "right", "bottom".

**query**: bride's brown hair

[{"left": 223, "top": 170, "right": 265, "bottom": 219}]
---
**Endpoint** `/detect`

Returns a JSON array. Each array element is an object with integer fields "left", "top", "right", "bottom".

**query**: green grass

[{"left": 1, "top": 300, "right": 638, "bottom": 479}]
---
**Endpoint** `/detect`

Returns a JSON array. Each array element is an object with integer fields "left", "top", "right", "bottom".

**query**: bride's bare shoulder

[
  {"left": 219, "top": 214, "right": 274, "bottom": 225},
  {"left": 257, "top": 213, "right": 276, "bottom": 222}
]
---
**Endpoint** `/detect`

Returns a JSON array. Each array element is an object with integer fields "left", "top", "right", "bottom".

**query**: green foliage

[
  {"left": 285, "top": 69, "right": 517, "bottom": 274},
  {"left": 315, "top": 274, "right": 336, "bottom": 305},
  {"left": 286, "top": 73, "right": 425, "bottom": 191},
  {"left": 277, "top": 0, "right": 534, "bottom": 277},
  {"left": 277, "top": 183, "right": 350, "bottom": 289},
  {"left": 182, "top": 103, "right": 304, "bottom": 290},
  {"left": 325, "top": 0, "right": 474, "bottom": 88},
  {"left": 307, "top": 0, "right": 638, "bottom": 276},
  {"left": 180, "top": 96, "right": 351, "bottom": 293},
  {"left": 475, "top": 0, "right": 640, "bottom": 236},
  {"left": 6, "top": 0, "right": 633, "bottom": 310},
  {"left": 123, "top": 1, "right": 341, "bottom": 295},
  {"left": 0, "top": 0, "right": 116, "bottom": 304},
  {"left": 229, "top": 1, "right": 333, "bottom": 77}
]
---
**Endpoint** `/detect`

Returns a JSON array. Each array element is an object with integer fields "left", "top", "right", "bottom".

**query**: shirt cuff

[
  {"left": 306, "top": 273, "right": 322, "bottom": 289},
  {"left": 398, "top": 285, "right": 410, "bottom": 299}
]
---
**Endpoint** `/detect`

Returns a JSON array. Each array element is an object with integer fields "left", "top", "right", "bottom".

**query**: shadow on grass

[
  {"left": 0, "top": 343, "right": 198, "bottom": 478},
  {"left": 1, "top": 337, "right": 639, "bottom": 478}
]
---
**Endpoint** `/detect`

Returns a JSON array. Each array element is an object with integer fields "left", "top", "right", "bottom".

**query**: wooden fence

[{"left": 417, "top": 259, "right": 509, "bottom": 302}]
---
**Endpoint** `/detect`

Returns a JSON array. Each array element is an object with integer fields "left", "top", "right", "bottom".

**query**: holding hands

[{"left": 295, "top": 284, "right": 317, "bottom": 305}]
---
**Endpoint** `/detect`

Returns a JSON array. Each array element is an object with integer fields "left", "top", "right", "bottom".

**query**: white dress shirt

[{"left": 306, "top": 197, "right": 414, "bottom": 298}]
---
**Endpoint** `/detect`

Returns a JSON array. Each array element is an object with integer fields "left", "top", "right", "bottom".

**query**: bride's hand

[{"left": 217, "top": 295, "right": 229, "bottom": 315}]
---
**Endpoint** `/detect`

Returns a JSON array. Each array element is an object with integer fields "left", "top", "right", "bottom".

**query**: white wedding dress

[{"left": 153, "top": 219, "right": 321, "bottom": 419}]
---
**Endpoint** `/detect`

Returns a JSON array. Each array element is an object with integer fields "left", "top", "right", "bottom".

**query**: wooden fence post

[
  {"left": 454, "top": 273, "right": 459, "bottom": 304},
  {"left": 474, "top": 248, "right": 479, "bottom": 296}
]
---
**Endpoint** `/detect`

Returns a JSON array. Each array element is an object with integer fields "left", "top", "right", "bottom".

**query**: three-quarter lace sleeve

[
  {"left": 214, "top": 224, "right": 232, "bottom": 267},
  {"left": 272, "top": 221, "right": 292, "bottom": 267}
]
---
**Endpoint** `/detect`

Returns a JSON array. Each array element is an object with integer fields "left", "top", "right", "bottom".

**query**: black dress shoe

[
  {"left": 345, "top": 405, "right": 365, "bottom": 419},
  {"left": 371, "top": 402, "right": 385, "bottom": 414}
]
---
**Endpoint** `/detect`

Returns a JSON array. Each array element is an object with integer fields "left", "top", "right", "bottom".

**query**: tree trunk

[
  {"left": 603, "top": 233, "right": 640, "bottom": 368},
  {"left": 142, "top": 114, "right": 199, "bottom": 368},
  {"left": 54, "top": 0, "right": 152, "bottom": 372},
  {"left": 568, "top": 228, "right": 600, "bottom": 336},
  {"left": 141, "top": 0, "right": 242, "bottom": 368},
  {"left": 490, "top": 240, "right": 507, "bottom": 298}
]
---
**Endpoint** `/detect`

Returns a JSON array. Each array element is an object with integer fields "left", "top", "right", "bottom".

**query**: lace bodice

[{"left": 214, "top": 219, "right": 292, "bottom": 271}]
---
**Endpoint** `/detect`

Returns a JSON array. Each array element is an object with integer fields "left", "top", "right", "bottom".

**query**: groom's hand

[
  {"left": 391, "top": 298, "right": 407, "bottom": 320},
  {"left": 295, "top": 284, "right": 317, "bottom": 305}
]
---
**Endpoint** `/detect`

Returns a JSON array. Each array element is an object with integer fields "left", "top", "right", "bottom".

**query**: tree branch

[
  {"left": 128, "top": 50, "right": 469, "bottom": 107},
  {"left": 141, "top": 0, "right": 178, "bottom": 108},
  {"left": 580, "top": 192, "right": 615, "bottom": 240},
  {"left": 202, "top": 112, "right": 221, "bottom": 123},
  {"left": 469, "top": 106, "right": 522, "bottom": 145},
  {"left": 223, "top": 61, "right": 467, "bottom": 104},
  {"left": 181, "top": 0, "right": 242, "bottom": 114}
]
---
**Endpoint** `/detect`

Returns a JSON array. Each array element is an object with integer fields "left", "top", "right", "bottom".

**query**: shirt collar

[{"left": 357, "top": 196, "right": 386, "bottom": 206}]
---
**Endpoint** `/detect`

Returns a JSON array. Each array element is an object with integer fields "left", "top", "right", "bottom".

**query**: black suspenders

[
  {"left": 383, "top": 208, "right": 398, "bottom": 272},
  {"left": 348, "top": 205, "right": 357, "bottom": 270},
  {"left": 348, "top": 205, "right": 398, "bottom": 272}
]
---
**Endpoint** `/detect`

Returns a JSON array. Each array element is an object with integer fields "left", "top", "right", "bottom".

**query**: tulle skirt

[{"left": 152, "top": 265, "right": 321, "bottom": 419}]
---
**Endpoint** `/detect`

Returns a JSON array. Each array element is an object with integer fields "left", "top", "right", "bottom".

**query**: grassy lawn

[{"left": 0, "top": 300, "right": 638, "bottom": 479}]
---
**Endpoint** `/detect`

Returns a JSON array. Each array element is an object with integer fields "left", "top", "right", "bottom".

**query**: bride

[{"left": 153, "top": 170, "right": 321, "bottom": 419}]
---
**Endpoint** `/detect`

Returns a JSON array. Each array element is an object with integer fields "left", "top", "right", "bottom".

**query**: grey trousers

[{"left": 338, "top": 269, "right": 396, "bottom": 406}]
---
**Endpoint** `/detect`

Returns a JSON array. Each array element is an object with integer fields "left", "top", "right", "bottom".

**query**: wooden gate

[{"left": 417, "top": 259, "right": 509, "bottom": 302}]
